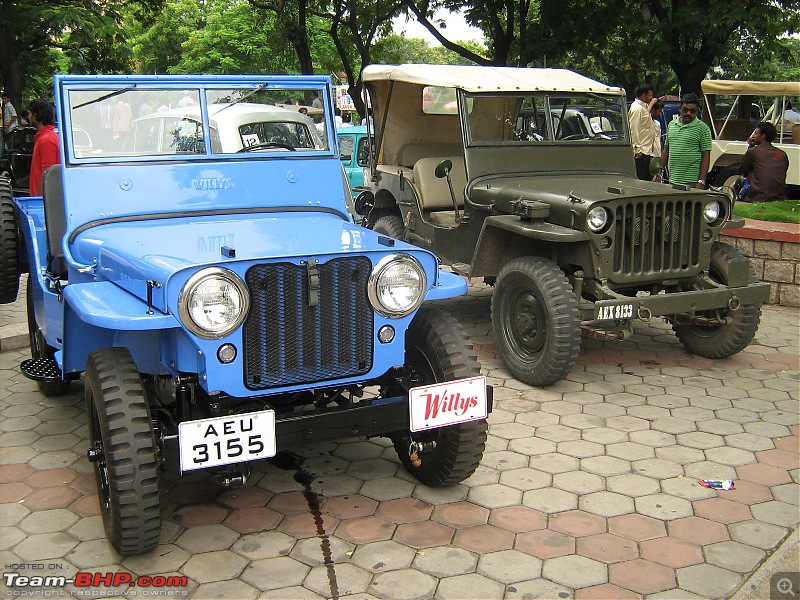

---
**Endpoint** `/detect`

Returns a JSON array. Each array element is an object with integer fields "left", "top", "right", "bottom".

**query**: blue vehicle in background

[
  {"left": 337, "top": 125, "right": 370, "bottom": 189},
  {"left": 0, "top": 74, "right": 489, "bottom": 556}
]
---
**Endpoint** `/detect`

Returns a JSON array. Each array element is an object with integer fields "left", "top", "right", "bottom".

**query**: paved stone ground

[{"left": 0, "top": 282, "right": 798, "bottom": 599}]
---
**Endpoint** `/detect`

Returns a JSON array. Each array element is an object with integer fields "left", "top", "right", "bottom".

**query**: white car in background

[{"left": 122, "top": 102, "right": 325, "bottom": 155}]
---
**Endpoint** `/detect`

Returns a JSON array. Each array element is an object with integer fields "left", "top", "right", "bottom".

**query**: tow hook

[
  {"left": 408, "top": 440, "right": 437, "bottom": 467},
  {"left": 214, "top": 463, "right": 252, "bottom": 488}
]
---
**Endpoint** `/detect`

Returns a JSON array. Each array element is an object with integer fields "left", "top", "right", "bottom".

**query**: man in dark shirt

[{"left": 739, "top": 122, "right": 789, "bottom": 202}]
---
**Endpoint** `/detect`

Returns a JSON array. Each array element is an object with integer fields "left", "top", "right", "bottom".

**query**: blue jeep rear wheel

[
  {"left": 86, "top": 347, "right": 161, "bottom": 556},
  {"left": 0, "top": 177, "right": 20, "bottom": 304}
]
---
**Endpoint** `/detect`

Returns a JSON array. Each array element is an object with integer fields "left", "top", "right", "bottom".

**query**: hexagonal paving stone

[
  {"left": 182, "top": 550, "right": 247, "bottom": 583},
  {"left": 393, "top": 521, "right": 454, "bottom": 549},
  {"left": 557, "top": 440, "right": 605, "bottom": 458},
  {"left": 677, "top": 563, "right": 742, "bottom": 598},
  {"left": 607, "top": 442, "right": 655, "bottom": 461},
  {"left": 515, "top": 529, "right": 576, "bottom": 559},
  {"left": 279, "top": 511, "right": 340, "bottom": 539},
  {"left": 704, "top": 540, "right": 766, "bottom": 572},
  {"left": 305, "top": 563, "right": 372, "bottom": 597},
  {"left": 359, "top": 476, "right": 416, "bottom": 502},
  {"left": 14, "top": 532, "right": 78, "bottom": 560},
  {"left": 413, "top": 545, "right": 477, "bottom": 578},
  {"left": 374, "top": 497, "right": 433, "bottom": 523},
  {"left": 435, "top": 572, "right": 505, "bottom": 600},
  {"left": 771, "top": 483, "right": 799, "bottom": 505},
  {"left": 737, "top": 463, "right": 793, "bottom": 486},
  {"left": 522, "top": 487, "right": 578, "bottom": 514},
  {"left": 576, "top": 533, "right": 637, "bottom": 564},
  {"left": 693, "top": 497, "right": 752, "bottom": 524},
  {"left": 697, "top": 419, "right": 745, "bottom": 436},
  {"left": 121, "top": 544, "right": 189, "bottom": 575},
  {"left": 290, "top": 535, "right": 354, "bottom": 567},
  {"left": 489, "top": 506, "right": 547, "bottom": 533},
  {"left": 608, "top": 513, "right": 666, "bottom": 541},
  {"left": 750, "top": 500, "right": 800, "bottom": 527},
  {"left": 508, "top": 436, "right": 557, "bottom": 456},
  {"left": 609, "top": 559, "right": 676, "bottom": 595},
  {"left": 542, "top": 555, "right": 607, "bottom": 589},
  {"left": 607, "top": 473, "right": 660, "bottom": 497},
  {"left": 667, "top": 516, "right": 729, "bottom": 545},
  {"left": 453, "top": 524, "right": 514, "bottom": 554},
  {"left": 323, "top": 494, "right": 378, "bottom": 519},
  {"left": 230, "top": 530, "right": 296, "bottom": 561},
  {"left": 477, "top": 549, "right": 542, "bottom": 584},
  {"left": 412, "top": 483, "right": 468, "bottom": 505},
  {"left": 552, "top": 471, "right": 605, "bottom": 495},
  {"left": 660, "top": 476, "right": 716, "bottom": 501},
  {"left": 528, "top": 453, "right": 581, "bottom": 474},
  {"left": 683, "top": 460, "right": 738, "bottom": 481},
  {"left": 651, "top": 417, "right": 697, "bottom": 435},
  {"left": 480, "top": 450, "right": 529, "bottom": 471},
  {"left": 499, "top": 468, "right": 552, "bottom": 491},
  {"left": 175, "top": 523, "right": 239, "bottom": 553},
  {"left": 193, "top": 580, "right": 260, "bottom": 599},
  {"left": 675, "top": 431, "right": 725, "bottom": 450},
  {"left": 18, "top": 508, "right": 79, "bottom": 534},
  {"left": 581, "top": 426, "right": 628, "bottom": 444},
  {"left": 728, "top": 520, "right": 789, "bottom": 550},
  {"left": 635, "top": 494, "right": 693, "bottom": 520},
  {"left": 579, "top": 491, "right": 635, "bottom": 517},
  {"left": 580, "top": 456, "right": 631, "bottom": 477},
  {"left": 350, "top": 540, "right": 416, "bottom": 573},
  {"left": 639, "top": 537, "right": 703, "bottom": 568},
  {"left": 505, "top": 578, "right": 573, "bottom": 599},
  {"left": 335, "top": 515, "right": 394, "bottom": 544},
  {"left": 705, "top": 446, "right": 757, "bottom": 467},
  {"left": 431, "top": 502, "right": 489, "bottom": 529},
  {"left": 549, "top": 510, "right": 606, "bottom": 537},
  {"left": 632, "top": 458, "right": 683, "bottom": 479},
  {"left": 468, "top": 483, "right": 523, "bottom": 509},
  {"left": 239, "top": 555, "right": 309, "bottom": 591}
]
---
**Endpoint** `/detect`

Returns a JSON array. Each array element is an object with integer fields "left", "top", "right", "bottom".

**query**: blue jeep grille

[{"left": 243, "top": 257, "right": 374, "bottom": 390}]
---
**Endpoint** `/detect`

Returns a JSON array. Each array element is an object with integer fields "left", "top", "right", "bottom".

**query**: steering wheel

[{"left": 238, "top": 141, "right": 296, "bottom": 152}]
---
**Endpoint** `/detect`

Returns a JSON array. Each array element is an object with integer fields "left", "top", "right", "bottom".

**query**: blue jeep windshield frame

[{"left": 60, "top": 75, "right": 334, "bottom": 163}]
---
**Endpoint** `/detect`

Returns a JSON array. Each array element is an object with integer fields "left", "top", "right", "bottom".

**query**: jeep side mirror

[
  {"left": 435, "top": 159, "right": 453, "bottom": 179},
  {"left": 354, "top": 190, "right": 375, "bottom": 215}
]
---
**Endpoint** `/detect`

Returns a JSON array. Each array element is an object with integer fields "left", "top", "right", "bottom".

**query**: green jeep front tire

[
  {"left": 492, "top": 256, "right": 581, "bottom": 387},
  {"left": 673, "top": 242, "right": 762, "bottom": 358}
]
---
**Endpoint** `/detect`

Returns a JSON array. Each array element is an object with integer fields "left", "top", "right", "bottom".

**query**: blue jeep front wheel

[{"left": 86, "top": 347, "right": 161, "bottom": 556}]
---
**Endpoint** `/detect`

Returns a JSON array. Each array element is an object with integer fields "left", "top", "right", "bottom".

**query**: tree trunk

[{"left": 0, "top": 0, "right": 24, "bottom": 111}]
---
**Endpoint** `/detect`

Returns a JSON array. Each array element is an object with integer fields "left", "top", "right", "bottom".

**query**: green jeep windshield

[
  {"left": 465, "top": 93, "right": 627, "bottom": 145},
  {"left": 67, "top": 84, "right": 328, "bottom": 160}
]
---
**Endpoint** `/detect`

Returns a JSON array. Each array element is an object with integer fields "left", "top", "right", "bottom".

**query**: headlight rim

[
  {"left": 368, "top": 253, "right": 427, "bottom": 319},
  {"left": 178, "top": 267, "right": 250, "bottom": 340},
  {"left": 587, "top": 205, "right": 611, "bottom": 233}
]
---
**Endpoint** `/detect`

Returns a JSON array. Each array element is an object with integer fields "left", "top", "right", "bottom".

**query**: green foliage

[{"left": 733, "top": 200, "right": 800, "bottom": 224}]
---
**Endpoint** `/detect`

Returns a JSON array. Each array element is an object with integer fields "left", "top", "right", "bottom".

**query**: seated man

[{"left": 739, "top": 122, "right": 789, "bottom": 202}]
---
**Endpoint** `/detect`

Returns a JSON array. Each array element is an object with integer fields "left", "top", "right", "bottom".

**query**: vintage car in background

[
  {"left": 357, "top": 64, "right": 770, "bottom": 387},
  {"left": 337, "top": 125, "right": 370, "bottom": 189},
  {"left": 0, "top": 74, "right": 489, "bottom": 556},
  {"left": 702, "top": 80, "right": 800, "bottom": 195},
  {"left": 0, "top": 125, "right": 37, "bottom": 195}
]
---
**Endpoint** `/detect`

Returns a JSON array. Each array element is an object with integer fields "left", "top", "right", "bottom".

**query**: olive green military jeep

[{"left": 357, "top": 64, "right": 771, "bottom": 386}]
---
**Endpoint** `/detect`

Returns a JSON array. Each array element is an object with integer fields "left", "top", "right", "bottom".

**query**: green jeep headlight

[
  {"left": 703, "top": 200, "right": 721, "bottom": 223},
  {"left": 587, "top": 206, "right": 610, "bottom": 232}
]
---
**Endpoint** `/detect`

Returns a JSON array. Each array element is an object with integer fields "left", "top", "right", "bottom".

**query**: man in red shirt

[{"left": 28, "top": 99, "right": 61, "bottom": 196}]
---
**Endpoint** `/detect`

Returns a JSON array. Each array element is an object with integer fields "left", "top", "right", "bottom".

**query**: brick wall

[{"left": 719, "top": 219, "right": 800, "bottom": 307}]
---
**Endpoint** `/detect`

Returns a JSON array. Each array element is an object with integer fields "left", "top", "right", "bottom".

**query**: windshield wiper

[
  {"left": 73, "top": 84, "right": 137, "bottom": 110},
  {"left": 211, "top": 83, "right": 269, "bottom": 116}
]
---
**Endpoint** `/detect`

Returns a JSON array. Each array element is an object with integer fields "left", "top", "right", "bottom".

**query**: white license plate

[
  {"left": 409, "top": 376, "right": 487, "bottom": 432},
  {"left": 596, "top": 304, "right": 634, "bottom": 320},
  {"left": 178, "top": 410, "right": 276, "bottom": 471}
]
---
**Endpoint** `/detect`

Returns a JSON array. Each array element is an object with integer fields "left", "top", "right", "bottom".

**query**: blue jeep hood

[{"left": 71, "top": 211, "right": 425, "bottom": 311}]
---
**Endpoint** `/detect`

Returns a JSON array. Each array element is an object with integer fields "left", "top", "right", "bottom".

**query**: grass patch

[{"left": 733, "top": 199, "right": 800, "bottom": 224}]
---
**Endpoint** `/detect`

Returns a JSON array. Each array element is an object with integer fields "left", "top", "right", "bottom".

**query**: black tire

[
  {"left": 373, "top": 214, "right": 405, "bottom": 240},
  {"left": 0, "top": 177, "right": 20, "bottom": 304},
  {"left": 86, "top": 347, "right": 161, "bottom": 555},
  {"left": 393, "top": 307, "right": 487, "bottom": 486},
  {"left": 713, "top": 164, "right": 741, "bottom": 196},
  {"left": 26, "top": 277, "right": 71, "bottom": 396},
  {"left": 492, "top": 256, "right": 581, "bottom": 387},
  {"left": 673, "top": 242, "right": 762, "bottom": 358}
]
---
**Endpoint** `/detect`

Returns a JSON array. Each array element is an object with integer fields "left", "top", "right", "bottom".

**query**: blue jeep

[
  {"left": 337, "top": 125, "right": 370, "bottom": 189},
  {"left": 0, "top": 74, "right": 489, "bottom": 556}
]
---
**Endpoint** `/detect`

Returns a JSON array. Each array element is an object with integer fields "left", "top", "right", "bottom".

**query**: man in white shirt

[{"left": 628, "top": 84, "right": 658, "bottom": 180}]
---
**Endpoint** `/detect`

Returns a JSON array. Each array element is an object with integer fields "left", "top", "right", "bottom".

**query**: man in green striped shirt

[{"left": 661, "top": 93, "right": 712, "bottom": 188}]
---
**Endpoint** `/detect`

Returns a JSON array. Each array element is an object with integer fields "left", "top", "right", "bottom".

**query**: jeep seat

[
  {"left": 412, "top": 156, "right": 467, "bottom": 227},
  {"left": 42, "top": 165, "right": 68, "bottom": 277}
]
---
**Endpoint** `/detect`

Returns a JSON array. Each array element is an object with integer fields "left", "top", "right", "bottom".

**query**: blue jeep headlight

[
  {"left": 368, "top": 254, "right": 427, "bottom": 318},
  {"left": 178, "top": 268, "right": 250, "bottom": 339}
]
